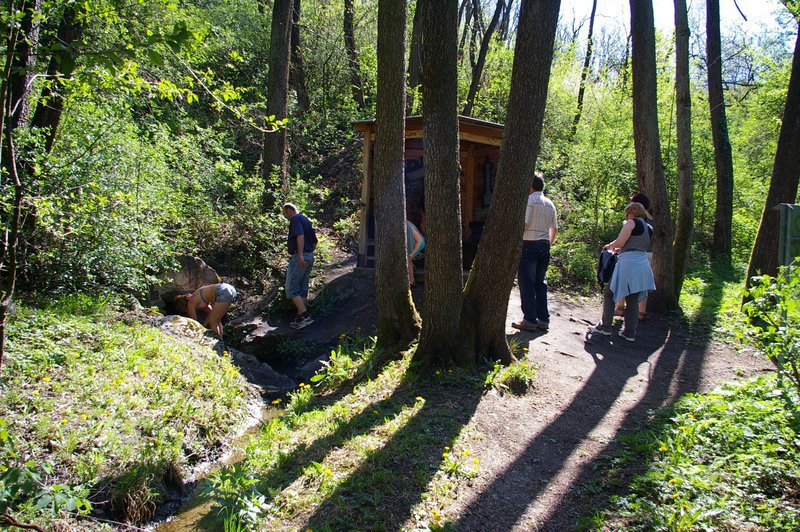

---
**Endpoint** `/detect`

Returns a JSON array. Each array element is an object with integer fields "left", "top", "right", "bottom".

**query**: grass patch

[
  {"left": 0, "top": 295, "right": 251, "bottom": 527},
  {"left": 595, "top": 374, "right": 800, "bottom": 530},
  {"left": 202, "top": 337, "right": 516, "bottom": 530},
  {"left": 676, "top": 264, "right": 749, "bottom": 343}
]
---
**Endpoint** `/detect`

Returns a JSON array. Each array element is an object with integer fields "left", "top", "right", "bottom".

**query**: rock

[
  {"left": 147, "top": 255, "right": 221, "bottom": 311},
  {"left": 237, "top": 320, "right": 282, "bottom": 357}
]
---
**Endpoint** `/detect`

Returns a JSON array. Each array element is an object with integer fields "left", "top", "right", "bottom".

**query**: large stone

[{"left": 147, "top": 255, "right": 221, "bottom": 311}]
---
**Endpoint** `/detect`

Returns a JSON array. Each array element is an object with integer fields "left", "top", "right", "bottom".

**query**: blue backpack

[{"left": 597, "top": 249, "right": 617, "bottom": 286}]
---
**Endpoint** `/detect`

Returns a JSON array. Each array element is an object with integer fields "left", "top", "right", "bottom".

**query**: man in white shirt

[{"left": 513, "top": 173, "right": 557, "bottom": 332}]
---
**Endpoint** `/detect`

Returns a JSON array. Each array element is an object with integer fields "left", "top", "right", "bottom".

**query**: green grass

[
  {"left": 203, "top": 338, "right": 527, "bottom": 531},
  {"left": 0, "top": 295, "right": 252, "bottom": 527},
  {"left": 595, "top": 374, "right": 800, "bottom": 530},
  {"left": 676, "top": 264, "right": 750, "bottom": 343}
]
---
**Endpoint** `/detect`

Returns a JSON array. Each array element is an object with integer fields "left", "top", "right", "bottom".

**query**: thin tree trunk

[
  {"left": 458, "top": 0, "right": 473, "bottom": 61},
  {"left": 462, "top": 0, "right": 504, "bottom": 116},
  {"left": 0, "top": 14, "right": 24, "bottom": 374},
  {"left": 289, "top": 0, "right": 311, "bottom": 113},
  {"left": 414, "top": 0, "right": 463, "bottom": 366},
  {"left": 407, "top": 0, "right": 423, "bottom": 113},
  {"left": 707, "top": 0, "right": 734, "bottom": 263},
  {"left": 344, "top": 0, "right": 366, "bottom": 110},
  {"left": 673, "top": 0, "right": 694, "bottom": 298},
  {"left": 8, "top": 0, "right": 41, "bottom": 130},
  {"left": 374, "top": 0, "right": 419, "bottom": 352},
  {"left": 460, "top": 0, "right": 561, "bottom": 364},
  {"left": 499, "top": 0, "right": 513, "bottom": 41},
  {"left": 745, "top": 21, "right": 800, "bottom": 287},
  {"left": 29, "top": 2, "right": 84, "bottom": 153},
  {"left": 570, "top": 0, "right": 596, "bottom": 139},
  {"left": 630, "top": 0, "right": 677, "bottom": 311},
  {"left": 262, "top": 0, "right": 292, "bottom": 210}
]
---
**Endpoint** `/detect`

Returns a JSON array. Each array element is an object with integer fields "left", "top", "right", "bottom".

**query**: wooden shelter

[{"left": 353, "top": 115, "right": 505, "bottom": 268}]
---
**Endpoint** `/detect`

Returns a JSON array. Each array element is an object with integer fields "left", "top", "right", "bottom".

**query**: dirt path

[{"left": 445, "top": 290, "right": 772, "bottom": 530}]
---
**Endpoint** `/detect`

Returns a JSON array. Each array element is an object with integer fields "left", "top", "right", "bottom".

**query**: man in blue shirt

[{"left": 282, "top": 203, "right": 318, "bottom": 329}]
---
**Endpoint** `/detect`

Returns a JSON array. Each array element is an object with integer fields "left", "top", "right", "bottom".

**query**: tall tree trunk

[
  {"left": 407, "top": 0, "right": 423, "bottom": 114},
  {"left": 673, "top": 0, "right": 694, "bottom": 298},
  {"left": 0, "top": 14, "right": 24, "bottom": 372},
  {"left": 414, "top": 0, "right": 463, "bottom": 366},
  {"left": 630, "top": 0, "right": 677, "bottom": 311},
  {"left": 706, "top": 0, "right": 734, "bottom": 263},
  {"left": 8, "top": 0, "right": 41, "bottom": 131},
  {"left": 745, "top": 21, "right": 800, "bottom": 287},
  {"left": 458, "top": 0, "right": 473, "bottom": 61},
  {"left": 374, "top": 0, "right": 419, "bottom": 352},
  {"left": 460, "top": 0, "right": 561, "bottom": 364},
  {"left": 462, "top": 0, "right": 504, "bottom": 116},
  {"left": 29, "top": 2, "right": 84, "bottom": 153},
  {"left": 344, "top": 0, "right": 366, "bottom": 110},
  {"left": 570, "top": 0, "right": 596, "bottom": 139},
  {"left": 498, "top": 0, "right": 514, "bottom": 41},
  {"left": 289, "top": 0, "right": 311, "bottom": 114},
  {"left": 262, "top": 0, "right": 292, "bottom": 210}
]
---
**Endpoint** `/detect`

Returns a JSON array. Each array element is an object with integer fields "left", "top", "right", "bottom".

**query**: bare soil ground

[{"left": 295, "top": 263, "right": 772, "bottom": 530}]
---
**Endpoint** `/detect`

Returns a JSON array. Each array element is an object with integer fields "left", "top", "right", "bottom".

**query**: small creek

[{"left": 153, "top": 403, "right": 281, "bottom": 531}]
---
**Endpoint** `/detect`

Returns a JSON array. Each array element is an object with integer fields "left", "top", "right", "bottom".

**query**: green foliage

[
  {"left": 603, "top": 374, "right": 800, "bottom": 530},
  {"left": 484, "top": 359, "right": 538, "bottom": 396},
  {"left": 743, "top": 266, "right": 800, "bottom": 394},
  {"left": 0, "top": 297, "right": 250, "bottom": 525},
  {"left": 309, "top": 332, "right": 380, "bottom": 389}
]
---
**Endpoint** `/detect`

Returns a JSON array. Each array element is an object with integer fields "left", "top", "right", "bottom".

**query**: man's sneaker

[
  {"left": 512, "top": 319, "right": 538, "bottom": 332},
  {"left": 537, "top": 320, "right": 549, "bottom": 331},
  {"left": 591, "top": 323, "right": 612, "bottom": 336},
  {"left": 618, "top": 330, "right": 635, "bottom": 342},
  {"left": 290, "top": 312, "right": 314, "bottom": 330}
]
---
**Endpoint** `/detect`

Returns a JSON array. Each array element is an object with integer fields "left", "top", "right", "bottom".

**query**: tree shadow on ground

[
  {"left": 535, "top": 266, "right": 740, "bottom": 529},
  {"left": 451, "top": 271, "right": 737, "bottom": 530},
  {"left": 298, "top": 372, "right": 485, "bottom": 530}
]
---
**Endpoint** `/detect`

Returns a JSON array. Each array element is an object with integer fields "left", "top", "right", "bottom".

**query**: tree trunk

[
  {"left": 630, "top": 0, "right": 677, "bottom": 311},
  {"left": 673, "top": 0, "right": 694, "bottom": 298},
  {"left": 462, "top": 0, "right": 504, "bottom": 116},
  {"left": 570, "top": 0, "right": 596, "bottom": 139},
  {"left": 8, "top": 0, "right": 42, "bottom": 131},
  {"left": 0, "top": 19, "right": 24, "bottom": 373},
  {"left": 289, "top": 0, "right": 311, "bottom": 114},
  {"left": 460, "top": 0, "right": 561, "bottom": 365},
  {"left": 706, "top": 0, "right": 734, "bottom": 263},
  {"left": 262, "top": 0, "right": 292, "bottom": 210},
  {"left": 414, "top": 0, "right": 463, "bottom": 366},
  {"left": 498, "top": 0, "right": 514, "bottom": 41},
  {"left": 374, "top": 0, "right": 419, "bottom": 352},
  {"left": 407, "top": 0, "right": 423, "bottom": 114},
  {"left": 745, "top": 21, "right": 800, "bottom": 287},
  {"left": 344, "top": 0, "right": 366, "bottom": 110},
  {"left": 29, "top": 3, "right": 84, "bottom": 153}
]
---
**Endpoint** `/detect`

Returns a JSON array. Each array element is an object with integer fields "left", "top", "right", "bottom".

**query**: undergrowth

[
  {"left": 594, "top": 374, "right": 800, "bottom": 530},
  {"left": 0, "top": 295, "right": 251, "bottom": 528}
]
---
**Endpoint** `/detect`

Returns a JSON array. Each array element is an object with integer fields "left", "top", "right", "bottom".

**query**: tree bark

[
  {"left": 570, "top": 0, "right": 596, "bottom": 139},
  {"left": 344, "top": 0, "right": 366, "bottom": 110},
  {"left": 8, "top": 0, "right": 42, "bottom": 131},
  {"left": 462, "top": 0, "right": 504, "bottom": 116},
  {"left": 29, "top": 2, "right": 84, "bottom": 153},
  {"left": 673, "top": 0, "right": 694, "bottom": 298},
  {"left": 374, "top": 0, "right": 419, "bottom": 352},
  {"left": 262, "top": 0, "right": 292, "bottom": 210},
  {"left": 745, "top": 21, "right": 800, "bottom": 287},
  {"left": 630, "top": 0, "right": 677, "bottom": 311},
  {"left": 407, "top": 0, "right": 423, "bottom": 113},
  {"left": 498, "top": 0, "right": 514, "bottom": 41},
  {"left": 414, "top": 0, "right": 463, "bottom": 366},
  {"left": 289, "top": 0, "right": 311, "bottom": 114},
  {"left": 707, "top": 0, "right": 734, "bottom": 263},
  {"left": 460, "top": 0, "right": 561, "bottom": 365}
]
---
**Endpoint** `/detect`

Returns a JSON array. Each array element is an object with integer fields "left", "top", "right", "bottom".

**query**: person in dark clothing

[{"left": 283, "top": 203, "right": 318, "bottom": 329}]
